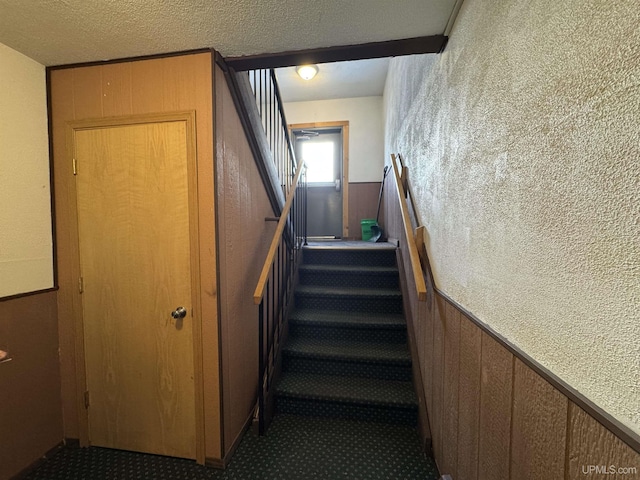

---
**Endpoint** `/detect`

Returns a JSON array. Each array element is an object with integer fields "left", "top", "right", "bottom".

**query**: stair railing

[
  {"left": 247, "top": 69, "right": 297, "bottom": 199},
  {"left": 252, "top": 158, "right": 306, "bottom": 435},
  {"left": 218, "top": 56, "right": 307, "bottom": 434},
  {"left": 241, "top": 67, "right": 307, "bottom": 435},
  {"left": 390, "top": 153, "right": 427, "bottom": 302}
]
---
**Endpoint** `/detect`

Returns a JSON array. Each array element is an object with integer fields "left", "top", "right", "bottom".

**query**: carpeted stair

[{"left": 275, "top": 244, "right": 419, "bottom": 426}]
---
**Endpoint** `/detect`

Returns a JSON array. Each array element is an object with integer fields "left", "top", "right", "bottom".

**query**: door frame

[
  {"left": 65, "top": 111, "right": 205, "bottom": 462},
  {"left": 289, "top": 121, "right": 350, "bottom": 239}
]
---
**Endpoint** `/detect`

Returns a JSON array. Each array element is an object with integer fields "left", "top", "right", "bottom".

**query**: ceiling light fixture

[{"left": 296, "top": 64, "right": 319, "bottom": 81}]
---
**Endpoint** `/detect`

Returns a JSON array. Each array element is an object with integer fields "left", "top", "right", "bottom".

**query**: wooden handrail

[
  {"left": 253, "top": 160, "right": 305, "bottom": 304},
  {"left": 391, "top": 154, "right": 427, "bottom": 302}
]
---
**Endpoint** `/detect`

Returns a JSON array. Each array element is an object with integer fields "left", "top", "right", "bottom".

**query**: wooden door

[{"left": 74, "top": 118, "right": 198, "bottom": 459}]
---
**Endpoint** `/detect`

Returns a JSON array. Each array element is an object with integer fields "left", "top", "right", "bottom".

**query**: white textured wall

[
  {"left": 0, "top": 43, "right": 53, "bottom": 297},
  {"left": 284, "top": 96, "right": 384, "bottom": 182},
  {"left": 384, "top": 0, "right": 640, "bottom": 434}
]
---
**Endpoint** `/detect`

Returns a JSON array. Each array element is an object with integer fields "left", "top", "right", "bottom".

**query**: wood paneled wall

[
  {"left": 347, "top": 182, "right": 382, "bottom": 240},
  {"left": 0, "top": 292, "right": 63, "bottom": 479},
  {"left": 383, "top": 169, "right": 640, "bottom": 480},
  {"left": 48, "top": 52, "right": 221, "bottom": 461},
  {"left": 214, "top": 64, "right": 275, "bottom": 462}
]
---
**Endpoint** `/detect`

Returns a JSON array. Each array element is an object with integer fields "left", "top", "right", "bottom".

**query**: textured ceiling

[
  {"left": 276, "top": 58, "right": 390, "bottom": 103},
  {"left": 0, "top": 0, "right": 457, "bottom": 66}
]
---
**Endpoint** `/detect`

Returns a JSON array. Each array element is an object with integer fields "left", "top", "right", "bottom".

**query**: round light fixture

[{"left": 296, "top": 64, "right": 319, "bottom": 81}]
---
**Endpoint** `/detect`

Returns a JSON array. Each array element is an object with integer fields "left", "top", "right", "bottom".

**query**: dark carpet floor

[
  {"left": 25, "top": 244, "right": 439, "bottom": 480},
  {"left": 24, "top": 414, "right": 439, "bottom": 480}
]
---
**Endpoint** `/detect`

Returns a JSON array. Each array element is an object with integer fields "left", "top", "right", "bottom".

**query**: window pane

[{"left": 301, "top": 141, "right": 334, "bottom": 183}]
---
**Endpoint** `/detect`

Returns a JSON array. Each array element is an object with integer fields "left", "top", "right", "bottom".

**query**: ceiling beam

[{"left": 224, "top": 35, "right": 448, "bottom": 71}]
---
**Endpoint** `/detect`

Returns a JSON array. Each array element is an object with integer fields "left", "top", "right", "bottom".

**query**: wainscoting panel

[
  {"left": 441, "top": 301, "right": 460, "bottom": 477},
  {"left": 347, "top": 182, "right": 381, "bottom": 239},
  {"left": 0, "top": 291, "right": 62, "bottom": 479},
  {"left": 383, "top": 167, "right": 640, "bottom": 479},
  {"left": 568, "top": 404, "right": 640, "bottom": 480},
  {"left": 456, "top": 316, "right": 482, "bottom": 480},
  {"left": 431, "top": 295, "right": 446, "bottom": 463},
  {"left": 511, "top": 359, "right": 567, "bottom": 480},
  {"left": 478, "top": 332, "right": 513, "bottom": 480}
]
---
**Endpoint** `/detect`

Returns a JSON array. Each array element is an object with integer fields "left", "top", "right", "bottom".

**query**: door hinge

[
  {"left": 73, "top": 158, "right": 77, "bottom": 175},
  {"left": 84, "top": 390, "right": 90, "bottom": 409},
  {"left": 78, "top": 276, "right": 84, "bottom": 294}
]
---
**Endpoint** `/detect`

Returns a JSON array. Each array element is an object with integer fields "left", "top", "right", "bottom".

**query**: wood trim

[
  {"left": 342, "top": 125, "right": 349, "bottom": 239},
  {"left": 46, "top": 48, "right": 214, "bottom": 71},
  {"left": 46, "top": 69, "right": 59, "bottom": 289},
  {"left": 65, "top": 111, "right": 197, "bottom": 130},
  {"left": 211, "top": 56, "right": 226, "bottom": 463},
  {"left": 253, "top": 160, "right": 305, "bottom": 304},
  {"left": 289, "top": 121, "right": 348, "bottom": 130},
  {"left": 205, "top": 409, "right": 254, "bottom": 470},
  {"left": 10, "top": 442, "right": 66, "bottom": 480},
  {"left": 225, "top": 36, "right": 448, "bottom": 71},
  {"left": 66, "top": 112, "right": 206, "bottom": 460},
  {"left": 0, "top": 287, "right": 58, "bottom": 303},
  {"left": 390, "top": 154, "right": 427, "bottom": 301},
  {"left": 289, "top": 121, "right": 350, "bottom": 238},
  {"left": 184, "top": 113, "right": 206, "bottom": 465},
  {"left": 205, "top": 457, "right": 225, "bottom": 469},
  {"left": 65, "top": 120, "right": 90, "bottom": 448}
]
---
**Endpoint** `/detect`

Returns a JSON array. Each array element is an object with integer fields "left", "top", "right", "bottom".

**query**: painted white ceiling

[
  {"left": 276, "top": 58, "right": 391, "bottom": 103},
  {"left": 0, "top": 0, "right": 457, "bottom": 67}
]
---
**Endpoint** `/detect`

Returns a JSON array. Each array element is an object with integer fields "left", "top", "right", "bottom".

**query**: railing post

[
  {"left": 258, "top": 297, "right": 265, "bottom": 435},
  {"left": 303, "top": 172, "right": 308, "bottom": 246}
]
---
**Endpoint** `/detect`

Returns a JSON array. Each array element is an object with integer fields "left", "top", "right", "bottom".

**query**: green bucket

[{"left": 360, "top": 219, "right": 378, "bottom": 241}]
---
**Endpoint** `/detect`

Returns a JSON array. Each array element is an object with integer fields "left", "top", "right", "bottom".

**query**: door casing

[
  {"left": 289, "top": 121, "right": 350, "bottom": 239},
  {"left": 66, "top": 112, "right": 205, "bottom": 462}
]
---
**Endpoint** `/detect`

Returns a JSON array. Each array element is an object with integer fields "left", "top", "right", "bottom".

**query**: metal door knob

[{"left": 171, "top": 306, "right": 187, "bottom": 319}]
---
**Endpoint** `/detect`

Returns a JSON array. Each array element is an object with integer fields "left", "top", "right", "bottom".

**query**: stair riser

[
  {"left": 283, "top": 355, "right": 412, "bottom": 381},
  {"left": 299, "top": 270, "right": 399, "bottom": 289},
  {"left": 295, "top": 294, "right": 403, "bottom": 314},
  {"left": 289, "top": 324, "right": 407, "bottom": 344},
  {"left": 303, "top": 249, "right": 397, "bottom": 267},
  {"left": 276, "top": 397, "right": 417, "bottom": 425}
]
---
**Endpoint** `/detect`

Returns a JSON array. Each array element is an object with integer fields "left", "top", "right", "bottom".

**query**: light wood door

[{"left": 75, "top": 119, "right": 197, "bottom": 459}]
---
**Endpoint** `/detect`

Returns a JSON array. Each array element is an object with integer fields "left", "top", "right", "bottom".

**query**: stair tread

[
  {"left": 284, "top": 335, "right": 411, "bottom": 363},
  {"left": 303, "top": 243, "right": 396, "bottom": 251},
  {"left": 277, "top": 371, "right": 417, "bottom": 408},
  {"left": 296, "top": 285, "right": 401, "bottom": 298},
  {"left": 290, "top": 308, "right": 405, "bottom": 329},
  {"left": 300, "top": 264, "right": 399, "bottom": 275}
]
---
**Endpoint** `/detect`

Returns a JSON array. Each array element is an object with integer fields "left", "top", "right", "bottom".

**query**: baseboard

[
  {"left": 11, "top": 441, "right": 67, "bottom": 479},
  {"left": 64, "top": 438, "right": 80, "bottom": 448},
  {"left": 209, "top": 409, "right": 255, "bottom": 470},
  {"left": 204, "top": 456, "right": 225, "bottom": 469}
]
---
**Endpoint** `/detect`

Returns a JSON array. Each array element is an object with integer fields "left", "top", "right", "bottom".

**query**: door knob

[{"left": 171, "top": 306, "right": 187, "bottom": 319}]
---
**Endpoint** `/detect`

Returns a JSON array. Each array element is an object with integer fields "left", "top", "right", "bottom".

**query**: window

[{"left": 300, "top": 141, "right": 335, "bottom": 183}]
